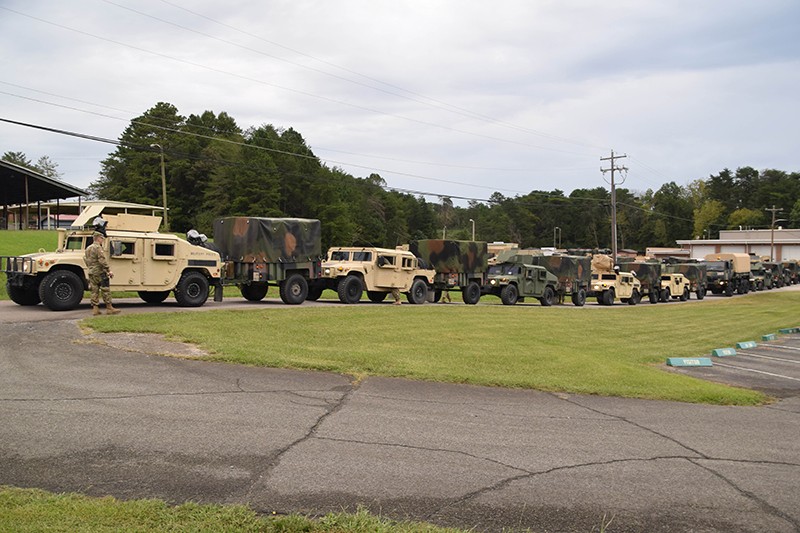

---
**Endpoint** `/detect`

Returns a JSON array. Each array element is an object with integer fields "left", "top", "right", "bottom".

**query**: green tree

[
  {"left": 728, "top": 208, "right": 765, "bottom": 230},
  {"left": 693, "top": 200, "right": 726, "bottom": 238}
]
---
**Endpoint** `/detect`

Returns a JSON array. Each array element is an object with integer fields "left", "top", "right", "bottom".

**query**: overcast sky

[{"left": 2, "top": 0, "right": 799, "bottom": 204}]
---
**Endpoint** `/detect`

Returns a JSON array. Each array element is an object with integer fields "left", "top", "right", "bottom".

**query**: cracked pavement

[{"left": 1, "top": 318, "right": 799, "bottom": 532}]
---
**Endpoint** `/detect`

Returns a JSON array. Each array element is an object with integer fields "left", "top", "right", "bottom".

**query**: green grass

[
  {"left": 86, "top": 290, "right": 800, "bottom": 405},
  {"left": 0, "top": 230, "right": 59, "bottom": 300},
  {"left": 0, "top": 486, "right": 464, "bottom": 533}
]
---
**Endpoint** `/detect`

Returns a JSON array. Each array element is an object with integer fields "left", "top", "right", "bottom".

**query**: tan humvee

[
  {"left": 3, "top": 205, "right": 223, "bottom": 311},
  {"left": 659, "top": 273, "right": 691, "bottom": 302},
  {"left": 589, "top": 269, "right": 642, "bottom": 305},
  {"left": 313, "top": 246, "right": 435, "bottom": 304}
]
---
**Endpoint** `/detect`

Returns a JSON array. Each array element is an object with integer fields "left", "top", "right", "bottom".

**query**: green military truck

[
  {"left": 212, "top": 217, "right": 323, "bottom": 304},
  {"left": 618, "top": 259, "right": 662, "bottom": 304},
  {"left": 704, "top": 253, "right": 751, "bottom": 296},
  {"left": 763, "top": 261, "right": 783, "bottom": 288},
  {"left": 409, "top": 239, "right": 488, "bottom": 304},
  {"left": 749, "top": 258, "right": 771, "bottom": 291},
  {"left": 782, "top": 260, "right": 799, "bottom": 285},
  {"left": 485, "top": 255, "right": 560, "bottom": 306}
]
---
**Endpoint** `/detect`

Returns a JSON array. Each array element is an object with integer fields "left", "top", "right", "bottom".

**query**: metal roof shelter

[{"left": 1, "top": 159, "right": 89, "bottom": 230}]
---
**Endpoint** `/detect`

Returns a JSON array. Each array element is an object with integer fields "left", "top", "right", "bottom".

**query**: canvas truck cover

[
  {"left": 618, "top": 261, "right": 661, "bottom": 288},
  {"left": 410, "top": 240, "right": 488, "bottom": 273},
  {"left": 704, "top": 253, "right": 750, "bottom": 274},
  {"left": 662, "top": 262, "right": 707, "bottom": 283},
  {"left": 213, "top": 217, "right": 322, "bottom": 263},
  {"left": 527, "top": 255, "right": 591, "bottom": 285},
  {"left": 591, "top": 254, "right": 615, "bottom": 273}
]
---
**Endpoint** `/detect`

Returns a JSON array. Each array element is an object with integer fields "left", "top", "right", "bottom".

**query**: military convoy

[{"left": 4, "top": 205, "right": 798, "bottom": 311}]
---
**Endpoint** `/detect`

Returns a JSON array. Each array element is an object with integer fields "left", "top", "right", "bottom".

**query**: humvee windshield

[
  {"left": 65, "top": 236, "right": 87, "bottom": 250},
  {"left": 353, "top": 251, "right": 372, "bottom": 261},
  {"left": 330, "top": 251, "right": 349, "bottom": 261},
  {"left": 706, "top": 262, "right": 725, "bottom": 272},
  {"left": 488, "top": 264, "right": 521, "bottom": 275}
]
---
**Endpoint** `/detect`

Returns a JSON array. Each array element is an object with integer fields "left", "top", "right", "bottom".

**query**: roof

[{"left": 0, "top": 160, "right": 89, "bottom": 205}]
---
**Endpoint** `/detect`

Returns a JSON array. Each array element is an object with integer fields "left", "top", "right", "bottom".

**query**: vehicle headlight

[
  {"left": 324, "top": 267, "right": 331, "bottom": 275},
  {"left": 490, "top": 279, "right": 497, "bottom": 286}
]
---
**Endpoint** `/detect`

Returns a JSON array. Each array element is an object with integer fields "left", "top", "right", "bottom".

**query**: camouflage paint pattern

[
  {"left": 213, "top": 217, "right": 322, "bottom": 263},
  {"left": 410, "top": 240, "right": 488, "bottom": 273},
  {"left": 526, "top": 254, "right": 591, "bottom": 287},
  {"left": 782, "top": 260, "right": 799, "bottom": 284},
  {"left": 662, "top": 263, "right": 708, "bottom": 290},
  {"left": 618, "top": 261, "right": 661, "bottom": 291}
]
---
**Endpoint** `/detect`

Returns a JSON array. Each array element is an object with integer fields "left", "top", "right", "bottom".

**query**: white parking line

[
  {"left": 737, "top": 351, "right": 800, "bottom": 364},
  {"left": 713, "top": 362, "right": 800, "bottom": 382},
  {"left": 763, "top": 344, "right": 800, "bottom": 353}
]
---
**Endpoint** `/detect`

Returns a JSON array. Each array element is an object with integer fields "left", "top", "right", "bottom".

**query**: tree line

[{"left": 9, "top": 102, "right": 800, "bottom": 251}]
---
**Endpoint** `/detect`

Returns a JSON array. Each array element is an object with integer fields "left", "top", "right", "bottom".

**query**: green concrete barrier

[
  {"left": 711, "top": 348, "right": 737, "bottom": 357},
  {"left": 667, "top": 357, "right": 713, "bottom": 367}
]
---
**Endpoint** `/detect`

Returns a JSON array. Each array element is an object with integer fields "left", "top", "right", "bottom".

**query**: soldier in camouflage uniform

[{"left": 84, "top": 232, "right": 120, "bottom": 315}]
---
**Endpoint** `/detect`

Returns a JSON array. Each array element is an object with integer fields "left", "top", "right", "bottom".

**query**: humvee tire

[
  {"left": 367, "top": 291, "right": 387, "bottom": 303},
  {"left": 174, "top": 271, "right": 209, "bottom": 307},
  {"left": 138, "top": 290, "right": 170, "bottom": 304},
  {"left": 680, "top": 288, "right": 689, "bottom": 301},
  {"left": 462, "top": 281, "right": 481, "bottom": 305},
  {"left": 406, "top": 278, "right": 428, "bottom": 304},
  {"left": 649, "top": 291, "right": 659, "bottom": 304},
  {"left": 7, "top": 282, "right": 41, "bottom": 306},
  {"left": 240, "top": 283, "right": 268, "bottom": 301},
  {"left": 660, "top": 288, "right": 670, "bottom": 302},
  {"left": 500, "top": 284, "right": 519, "bottom": 305},
  {"left": 539, "top": 286, "right": 555, "bottom": 307},
  {"left": 696, "top": 288, "right": 706, "bottom": 300},
  {"left": 279, "top": 274, "right": 308, "bottom": 305},
  {"left": 627, "top": 289, "right": 640, "bottom": 305},
  {"left": 337, "top": 275, "right": 363, "bottom": 304},
  {"left": 602, "top": 289, "right": 615, "bottom": 306},
  {"left": 39, "top": 270, "right": 84, "bottom": 311}
]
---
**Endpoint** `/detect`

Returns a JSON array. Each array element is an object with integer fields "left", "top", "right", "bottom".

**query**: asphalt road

[{"left": 1, "top": 299, "right": 799, "bottom": 532}]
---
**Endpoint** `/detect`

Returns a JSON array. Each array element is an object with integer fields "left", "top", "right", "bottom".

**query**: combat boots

[
  {"left": 105, "top": 304, "right": 121, "bottom": 315},
  {"left": 92, "top": 305, "right": 101, "bottom": 316}
]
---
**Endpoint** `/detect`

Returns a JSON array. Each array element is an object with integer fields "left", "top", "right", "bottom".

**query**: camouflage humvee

[
  {"left": 659, "top": 273, "right": 691, "bottom": 302},
  {"left": 485, "top": 257, "right": 560, "bottom": 306},
  {"left": 3, "top": 205, "right": 223, "bottom": 311},
  {"left": 212, "top": 217, "right": 322, "bottom": 304},
  {"left": 763, "top": 261, "right": 783, "bottom": 288},
  {"left": 749, "top": 259, "right": 770, "bottom": 291},
  {"left": 313, "top": 247, "right": 435, "bottom": 304},
  {"left": 781, "top": 260, "right": 799, "bottom": 285},
  {"left": 409, "top": 239, "right": 488, "bottom": 304}
]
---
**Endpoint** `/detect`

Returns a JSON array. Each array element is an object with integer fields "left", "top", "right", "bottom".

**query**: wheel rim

[
  {"left": 290, "top": 282, "right": 302, "bottom": 297},
  {"left": 55, "top": 282, "right": 73, "bottom": 301},
  {"left": 187, "top": 282, "right": 201, "bottom": 298}
]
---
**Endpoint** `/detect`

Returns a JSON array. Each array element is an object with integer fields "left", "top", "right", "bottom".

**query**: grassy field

[
  {"left": 86, "top": 289, "right": 800, "bottom": 405},
  {"left": 0, "top": 230, "right": 59, "bottom": 299},
  {"left": 0, "top": 486, "right": 464, "bottom": 533}
]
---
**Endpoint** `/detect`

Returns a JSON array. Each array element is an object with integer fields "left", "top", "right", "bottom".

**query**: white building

[{"left": 676, "top": 228, "right": 800, "bottom": 261}]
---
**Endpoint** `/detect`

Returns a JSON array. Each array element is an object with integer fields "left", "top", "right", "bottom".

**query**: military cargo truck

[
  {"left": 704, "top": 253, "right": 751, "bottom": 296},
  {"left": 526, "top": 254, "right": 591, "bottom": 306},
  {"left": 589, "top": 255, "right": 642, "bottom": 306},
  {"left": 409, "top": 239, "right": 488, "bottom": 304},
  {"left": 763, "top": 261, "right": 783, "bottom": 288},
  {"left": 661, "top": 258, "right": 707, "bottom": 300},
  {"left": 212, "top": 217, "right": 323, "bottom": 305},
  {"left": 485, "top": 256, "right": 560, "bottom": 306},
  {"left": 3, "top": 206, "right": 224, "bottom": 311},
  {"left": 618, "top": 260, "right": 662, "bottom": 304},
  {"left": 659, "top": 273, "right": 691, "bottom": 302},
  {"left": 312, "top": 246, "right": 435, "bottom": 304}
]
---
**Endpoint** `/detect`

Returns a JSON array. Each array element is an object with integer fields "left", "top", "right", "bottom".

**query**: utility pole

[
  {"left": 765, "top": 205, "right": 783, "bottom": 262},
  {"left": 601, "top": 150, "right": 628, "bottom": 264}
]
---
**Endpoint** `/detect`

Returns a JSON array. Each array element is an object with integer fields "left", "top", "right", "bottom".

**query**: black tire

[
  {"left": 432, "top": 289, "right": 442, "bottom": 303},
  {"left": 596, "top": 296, "right": 604, "bottom": 305},
  {"left": 696, "top": 287, "right": 706, "bottom": 300},
  {"left": 602, "top": 289, "right": 615, "bottom": 306},
  {"left": 407, "top": 278, "right": 428, "bottom": 304},
  {"left": 38, "top": 270, "right": 84, "bottom": 311},
  {"left": 7, "top": 281, "right": 41, "bottom": 306},
  {"left": 500, "top": 284, "right": 518, "bottom": 305},
  {"left": 279, "top": 274, "right": 308, "bottom": 305},
  {"left": 539, "top": 286, "right": 555, "bottom": 307},
  {"left": 462, "top": 281, "right": 481, "bottom": 305},
  {"left": 648, "top": 290, "right": 659, "bottom": 304},
  {"left": 337, "top": 275, "right": 362, "bottom": 304},
  {"left": 367, "top": 291, "right": 388, "bottom": 303},
  {"left": 628, "top": 289, "right": 640, "bottom": 305},
  {"left": 240, "top": 282, "right": 268, "bottom": 301},
  {"left": 660, "top": 288, "right": 670, "bottom": 303},
  {"left": 174, "top": 271, "right": 209, "bottom": 307},
  {"left": 571, "top": 288, "right": 586, "bottom": 307},
  {"left": 725, "top": 284, "right": 734, "bottom": 297},
  {"left": 138, "top": 290, "right": 170, "bottom": 304},
  {"left": 306, "top": 286, "right": 323, "bottom": 301},
  {"left": 680, "top": 288, "right": 689, "bottom": 302}
]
